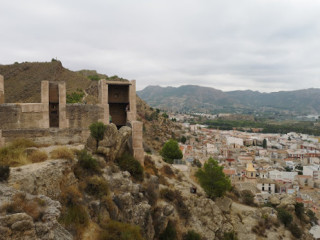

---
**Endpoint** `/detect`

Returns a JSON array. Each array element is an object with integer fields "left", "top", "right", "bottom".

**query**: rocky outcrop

[
  {"left": 186, "top": 196, "right": 233, "bottom": 239},
  {"left": 0, "top": 184, "right": 72, "bottom": 240},
  {"left": 8, "top": 159, "right": 77, "bottom": 200},
  {"left": 102, "top": 167, "right": 155, "bottom": 240},
  {"left": 86, "top": 123, "right": 132, "bottom": 161}
]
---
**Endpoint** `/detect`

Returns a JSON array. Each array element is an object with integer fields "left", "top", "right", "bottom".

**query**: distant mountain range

[{"left": 137, "top": 85, "right": 320, "bottom": 116}]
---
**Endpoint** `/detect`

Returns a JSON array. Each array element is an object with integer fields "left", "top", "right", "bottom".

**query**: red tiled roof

[{"left": 223, "top": 169, "right": 236, "bottom": 175}]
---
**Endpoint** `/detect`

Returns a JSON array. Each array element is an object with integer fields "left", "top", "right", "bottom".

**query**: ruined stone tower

[{"left": 0, "top": 75, "right": 144, "bottom": 163}]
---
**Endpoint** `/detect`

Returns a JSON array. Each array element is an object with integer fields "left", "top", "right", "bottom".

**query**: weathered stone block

[
  {"left": 0, "top": 75, "right": 4, "bottom": 104},
  {"left": 133, "top": 148, "right": 144, "bottom": 165}
]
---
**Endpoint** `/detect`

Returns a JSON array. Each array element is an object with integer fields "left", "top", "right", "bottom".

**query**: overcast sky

[{"left": 1, "top": 0, "right": 320, "bottom": 92}]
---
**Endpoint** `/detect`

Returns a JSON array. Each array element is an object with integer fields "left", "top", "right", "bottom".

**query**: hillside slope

[{"left": 138, "top": 85, "right": 320, "bottom": 115}]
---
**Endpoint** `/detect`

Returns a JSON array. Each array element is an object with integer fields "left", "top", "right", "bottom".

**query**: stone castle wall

[{"left": 0, "top": 76, "right": 144, "bottom": 163}]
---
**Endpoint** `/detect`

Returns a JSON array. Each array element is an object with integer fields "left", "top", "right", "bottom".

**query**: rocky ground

[{"left": 0, "top": 126, "right": 315, "bottom": 239}]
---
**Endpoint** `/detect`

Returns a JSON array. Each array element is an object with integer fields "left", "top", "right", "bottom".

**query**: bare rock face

[
  {"left": 102, "top": 167, "right": 155, "bottom": 240},
  {"left": 86, "top": 123, "right": 132, "bottom": 161},
  {"left": 278, "top": 196, "right": 296, "bottom": 210},
  {"left": 269, "top": 195, "right": 281, "bottom": 205},
  {"left": 0, "top": 184, "right": 72, "bottom": 240},
  {"left": 215, "top": 196, "right": 233, "bottom": 213},
  {"left": 8, "top": 159, "right": 77, "bottom": 200},
  {"left": 185, "top": 196, "right": 233, "bottom": 240}
]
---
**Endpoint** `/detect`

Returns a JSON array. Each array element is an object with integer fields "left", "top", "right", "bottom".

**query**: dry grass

[
  {"left": 144, "top": 155, "right": 159, "bottom": 176},
  {"left": 160, "top": 165, "right": 175, "bottom": 178},
  {"left": 50, "top": 147, "right": 74, "bottom": 160},
  {"left": 1, "top": 192, "right": 45, "bottom": 221},
  {"left": 0, "top": 139, "right": 38, "bottom": 167},
  {"left": 28, "top": 150, "right": 48, "bottom": 163}
]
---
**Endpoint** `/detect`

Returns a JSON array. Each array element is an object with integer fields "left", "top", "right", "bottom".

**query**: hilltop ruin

[{"left": 0, "top": 75, "right": 143, "bottom": 162}]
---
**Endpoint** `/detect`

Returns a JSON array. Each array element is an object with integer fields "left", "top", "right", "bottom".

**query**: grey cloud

[{"left": 1, "top": 0, "right": 320, "bottom": 93}]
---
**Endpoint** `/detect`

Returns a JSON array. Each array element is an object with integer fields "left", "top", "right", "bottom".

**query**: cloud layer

[{"left": 1, "top": 0, "right": 320, "bottom": 92}]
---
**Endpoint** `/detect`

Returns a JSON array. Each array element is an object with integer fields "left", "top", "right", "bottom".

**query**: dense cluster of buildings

[{"left": 173, "top": 117, "right": 320, "bottom": 221}]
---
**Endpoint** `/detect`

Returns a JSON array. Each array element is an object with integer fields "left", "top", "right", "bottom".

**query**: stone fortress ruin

[{"left": 0, "top": 75, "right": 144, "bottom": 163}]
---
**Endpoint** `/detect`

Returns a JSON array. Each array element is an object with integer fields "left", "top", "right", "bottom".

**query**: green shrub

[
  {"left": 183, "top": 230, "right": 201, "bottom": 240},
  {"left": 66, "top": 89, "right": 85, "bottom": 103},
  {"left": 277, "top": 208, "right": 293, "bottom": 227},
  {"left": 160, "top": 139, "right": 183, "bottom": 164},
  {"left": 89, "top": 122, "right": 107, "bottom": 149},
  {"left": 0, "top": 165, "right": 10, "bottom": 181},
  {"left": 195, "top": 157, "right": 231, "bottom": 199},
  {"left": 223, "top": 231, "right": 238, "bottom": 240},
  {"left": 85, "top": 176, "right": 109, "bottom": 198},
  {"left": 192, "top": 159, "right": 202, "bottom": 168},
  {"left": 294, "top": 202, "right": 304, "bottom": 220},
  {"left": 306, "top": 209, "right": 318, "bottom": 224},
  {"left": 160, "top": 188, "right": 190, "bottom": 220},
  {"left": 160, "top": 188, "right": 176, "bottom": 202},
  {"left": 159, "top": 220, "right": 177, "bottom": 240},
  {"left": 60, "top": 204, "right": 89, "bottom": 227},
  {"left": 99, "top": 220, "right": 144, "bottom": 240},
  {"left": 74, "top": 150, "right": 101, "bottom": 177},
  {"left": 288, "top": 223, "right": 302, "bottom": 238},
  {"left": 88, "top": 75, "right": 100, "bottom": 81},
  {"left": 116, "top": 153, "right": 144, "bottom": 181},
  {"left": 241, "top": 190, "right": 255, "bottom": 206},
  {"left": 180, "top": 136, "right": 187, "bottom": 144}
]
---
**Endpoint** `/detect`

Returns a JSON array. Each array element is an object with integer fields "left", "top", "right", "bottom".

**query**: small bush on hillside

[
  {"left": 88, "top": 75, "right": 100, "bottom": 81},
  {"left": 192, "top": 159, "right": 202, "bottom": 168},
  {"left": 288, "top": 223, "right": 302, "bottom": 239},
  {"left": 10, "top": 138, "right": 38, "bottom": 148},
  {"left": 99, "top": 220, "right": 144, "bottom": 240},
  {"left": 277, "top": 208, "right": 293, "bottom": 227},
  {"left": 160, "top": 188, "right": 190, "bottom": 220},
  {"left": 116, "top": 153, "right": 144, "bottom": 181},
  {"left": 294, "top": 202, "right": 304, "bottom": 220},
  {"left": 144, "top": 155, "right": 159, "bottom": 176},
  {"left": 0, "top": 139, "right": 37, "bottom": 166},
  {"left": 223, "top": 231, "right": 238, "bottom": 240},
  {"left": 66, "top": 89, "right": 85, "bottom": 103},
  {"left": 143, "top": 181, "right": 159, "bottom": 206},
  {"left": 195, "top": 157, "right": 231, "bottom": 199},
  {"left": 59, "top": 185, "right": 89, "bottom": 232},
  {"left": 74, "top": 150, "right": 101, "bottom": 178},
  {"left": 161, "top": 165, "right": 175, "bottom": 177},
  {"left": 89, "top": 122, "right": 107, "bottom": 150},
  {"left": 183, "top": 230, "right": 201, "bottom": 240},
  {"left": 0, "top": 165, "right": 10, "bottom": 181},
  {"left": 50, "top": 147, "right": 74, "bottom": 160},
  {"left": 160, "top": 139, "right": 183, "bottom": 164},
  {"left": 160, "top": 188, "right": 176, "bottom": 202},
  {"left": 159, "top": 220, "right": 177, "bottom": 240},
  {"left": 241, "top": 190, "right": 256, "bottom": 206},
  {"left": 60, "top": 204, "right": 89, "bottom": 227},
  {"left": 2, "top": 193, "right": 45, "bottom": 221},
  {"left": 85, "top": 176, "right": 109, "bottom": 198},
  {"left": 28, "top": 150, "right": 48, "bottom": 163},
  {"left": 307, "top": 209, "right": 318, "bottom": 224},
  {"left": 60, "top": 185, "right": 82, "bottom": 206}
]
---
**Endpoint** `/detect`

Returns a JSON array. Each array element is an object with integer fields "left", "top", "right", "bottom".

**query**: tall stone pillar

[
  {"left": 131, "top": 120, "right": 144, "bottom": 165},
  {"left": 59, "top": 82, "right": 68, "bottom": 129},
  {"left": 41, "top": 81, "right": 50, "bottom": 128},
  {"left": 0, "top": 130, "right": 5, "bottom": 148},
  {"left": 0, "top": 75, "right": 4, "bottom": 104},
  {"left": 127, "top": 80, "right": 137, "bottom": 122},
  {"left": 98, "top": 79, "right": 109, "bottom": 124}
]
